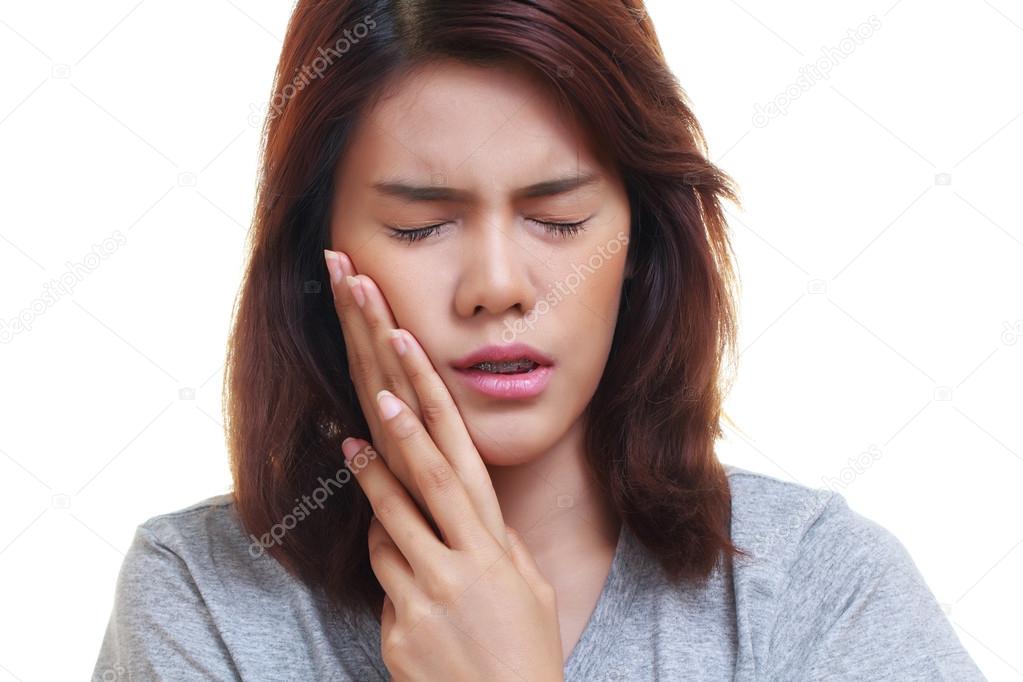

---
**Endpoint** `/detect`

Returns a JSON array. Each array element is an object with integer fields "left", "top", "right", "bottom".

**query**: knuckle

[
  {"left": 416, "top": 459, "right": 456, "bottom": 493},
  {"left": 537, "top": 581, "right": 557, "bottom": 606},
  {"left": 347, "top": 347, "right": 374, "bottom": 382},
  {"left": 388, "top": 411, "right": 421, "bottom": 443},
  {"left": 336, "top": 292, "right": 357, "bottom": 315},
  {"left": 419, "top": 401, "right": 446, "bottom": 428},
  {"left": 362, "top": 309, "right": 381, "bottom": 332},
  {"left": 368, "top": 541, "right": 390, "bottom": 565},
  {"left": 372, "top": 491, "right": 404, "bottom": 521},
  {"left": 423, "top": 568, "right": 460, "bottom": 599},
  {"left": 402, "top": 359, "right": 424, "bottom": 381},
  {"left": 381, "top": 371, "right": 404, "bottom": 397},
  {"left": 366, "top": 518, "right": 384, "bottom": 543},
  {"left": 418, "top": 387, "right": 453, "bottom": 426},
  {"left": 381, "top": 629, "right": 408, "bottom": 662}
]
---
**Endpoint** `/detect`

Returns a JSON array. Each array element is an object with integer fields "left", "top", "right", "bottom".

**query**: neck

[{"left": 485, "top": 418, "right": 620, "bottom": 566}]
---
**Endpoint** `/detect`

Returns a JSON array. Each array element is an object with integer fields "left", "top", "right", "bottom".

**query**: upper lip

[{"left": 452, "top": 343, "right": 555, "bottom": 370}]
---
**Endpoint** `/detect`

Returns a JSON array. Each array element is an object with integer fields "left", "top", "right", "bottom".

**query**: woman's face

[{"left": 330, "top": 58, "right": 631, "bottom": 467}]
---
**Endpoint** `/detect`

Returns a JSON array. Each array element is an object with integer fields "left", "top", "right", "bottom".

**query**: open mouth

[
  {"left": 468, "top": 358, "right": 540, "bottom": 374},
  {"left": 452, "top": 343, "right": 554, "bottom": 399},
  {"left": 455, "top": 360, "right": 553, "bottom": 399}
]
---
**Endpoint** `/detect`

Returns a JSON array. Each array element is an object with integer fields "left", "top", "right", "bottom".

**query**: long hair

[{"left": 224, "top": 0, "right": 747, "bottom": 620}]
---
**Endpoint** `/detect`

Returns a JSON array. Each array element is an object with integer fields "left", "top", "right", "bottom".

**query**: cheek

[
  {"left": 363, "top": 252, "right": 437, "bottom": 326},
  {"left": 553, "top": 242, "right": 628, "bottom": 325},
  {"left": 553, "top": 245, "right": 627, "bottom": 378},
  {"left": 584, "top": 264, "right": 626, "bottom": 321},
  {"left": 564, "top": 284, "right": 621, "bottom": 381},
  {"left": 371, "top": 274, "right": 447, "bottom": 363}
]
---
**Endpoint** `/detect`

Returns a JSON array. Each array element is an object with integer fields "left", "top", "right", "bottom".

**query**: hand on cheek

[
  {"left": 322, "top": 249, "right": 506, "bottom": 540},
  {"left": 324, "top": 248, "right": 564, "bottom": 681}
]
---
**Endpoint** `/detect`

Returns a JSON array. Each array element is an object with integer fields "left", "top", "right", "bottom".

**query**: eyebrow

[{"left": 371, "top": 170, "right": 601, "bottom": 203}]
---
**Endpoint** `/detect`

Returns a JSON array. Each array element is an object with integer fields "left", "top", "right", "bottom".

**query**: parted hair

[{"left": 224, "top": 0, "right": 747, "bottom": 620}]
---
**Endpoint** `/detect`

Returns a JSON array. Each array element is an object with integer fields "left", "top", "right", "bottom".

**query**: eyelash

[{"left": 387, "top": 218, "right": 591, "bottom": 243}]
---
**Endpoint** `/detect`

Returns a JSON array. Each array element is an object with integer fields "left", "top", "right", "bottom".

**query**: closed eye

[
  {"left": 386, "top": 217, "right": 591, "bottom": 243},
  {"left": 386, "top": 222, "right": 449, "bottom": 243},
  {"left": 531, "top": 217, "right": 590, "bottom": 237}
]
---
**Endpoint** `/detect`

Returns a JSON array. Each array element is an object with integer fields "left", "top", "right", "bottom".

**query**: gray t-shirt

[{"left": 92, "top": 464, "right": 985, "bottom": 680}]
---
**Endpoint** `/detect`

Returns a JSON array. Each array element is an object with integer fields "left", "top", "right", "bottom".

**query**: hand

[
  {"left": 323, "top": 249, "right": 505, "bottom": 543},
  {"left": 338, "top": 344, "right": 564, "bottom": 680},
  {"left": 323, "top": 248, "right": 564, "bottom": 678}
]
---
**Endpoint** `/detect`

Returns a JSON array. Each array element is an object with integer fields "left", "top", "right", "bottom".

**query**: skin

[
  {"left": 326, "top": 58, "right": 632, "bottom": 674},
  {"left": 331, "top": 330, "right": 564, "bottom": 680}
]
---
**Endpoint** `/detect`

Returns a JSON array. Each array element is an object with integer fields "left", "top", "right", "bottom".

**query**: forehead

[{"left": 339, "top": 58, "right": 604, "bottom": 188}]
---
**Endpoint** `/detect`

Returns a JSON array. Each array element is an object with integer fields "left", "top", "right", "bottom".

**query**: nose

[{"left": 454, "top": 216, "right": 538, "bottom": 319}]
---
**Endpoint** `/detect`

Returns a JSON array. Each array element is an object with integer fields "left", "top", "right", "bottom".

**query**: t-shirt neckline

[
  {"left": 562, "top": 519, "right": 640, "bottom": 679},
  {"left": 340, "top": 520, "right": 641, "bottom": 681}
]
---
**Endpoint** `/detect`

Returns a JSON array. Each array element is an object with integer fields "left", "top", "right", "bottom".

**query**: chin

[
  {"left": 477, "top": 447, "right": 538, "bottom": 468},
  {"left": 462, "top": 412, "right": 561, "bottom": 468}
]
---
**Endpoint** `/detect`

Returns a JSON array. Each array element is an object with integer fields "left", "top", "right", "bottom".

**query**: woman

[{"left": 92, "top": 1, "right": 984, "bottom": 680}]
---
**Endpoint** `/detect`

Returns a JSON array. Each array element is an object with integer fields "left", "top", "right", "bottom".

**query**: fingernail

[
  {"left": 389, "top": 329, "right": 407, "bottom": 356},
  {"left": 324, "top": 250, "right": 343, "bottom": 285},
  {"left": 376, "top": 389, "right": 402, "bottom": 420},
  {"left": 341, "top": 437, "right": 361, "bottom": 462},
  {"left": 346, "top": 275, "right": 365, "bottom": 307},
  {"left": 336, "top": 250, "right": 354, "bottom": 277}
]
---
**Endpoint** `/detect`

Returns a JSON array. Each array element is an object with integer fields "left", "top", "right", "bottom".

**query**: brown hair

[{"left": 224, "top": 0, "right": 747, "bottom": 620}]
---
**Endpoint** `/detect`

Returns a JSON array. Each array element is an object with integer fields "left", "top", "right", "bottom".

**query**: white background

[{"left": 0, "top": 1, "right": 1020, "bottom": 679}]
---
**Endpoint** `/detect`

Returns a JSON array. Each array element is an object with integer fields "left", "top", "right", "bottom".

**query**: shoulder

[
  {"left": 722, "top": 463, "right": 901, "bottom": 571},
  {"left": 722, "top": 464, "right": 983, "bottom": 679},
  {"left": 115, "top": 493, "right": 238, "bottom": 587},
  {"left": 722, "top": 463, "right": 919, "bottom": 614},
  {"left": 95, "top": 494, "right": 344, "bottom": 679},
  {"left": 101, "top": 492, "right": 305, "bottom": 644},
  {"left": 118, "top": 492, "right": 290, "bottom": 598},
  {"left": 134, "top": 492, "right": 241, "bottom": 553}
]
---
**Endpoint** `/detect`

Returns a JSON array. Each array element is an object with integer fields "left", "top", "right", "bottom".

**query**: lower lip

[{"left": 455, "top": 365, "right": 554, "bottom": 399}]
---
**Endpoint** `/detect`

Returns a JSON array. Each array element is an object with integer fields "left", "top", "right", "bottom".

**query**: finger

[
  {"left": 367, "top": 516, "right": 418, "bottom": 617},
  {"left": 324, "top": 251, "right": 421, "bottom": 498},
  {"left": 373, "top": 389, "right": 489, "bottom": 551},
  {"left": 504, "top": 526, "right": 553, "bottom": 598},
  {"left": 388, "top": 327, "right": 508, "bottom": 546},
  {"left": 336, "top": 269, "right": 439, "bottom": 527},
  {"left": 354, "top": 274, "right": 422, "bottom": 418},
  {"left": 323, "top": 250, "right": 385, "bottom": 433},
  {"left": 380, "top": 594, "right": 396, "bottom": 640},
  {"left": 342, "top": 437, "right": 446, "bottom": 571}
]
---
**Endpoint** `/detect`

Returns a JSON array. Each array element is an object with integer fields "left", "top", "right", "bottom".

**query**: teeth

[{"left": 471, "top": 359, "right": 538, "bottom": 374}]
